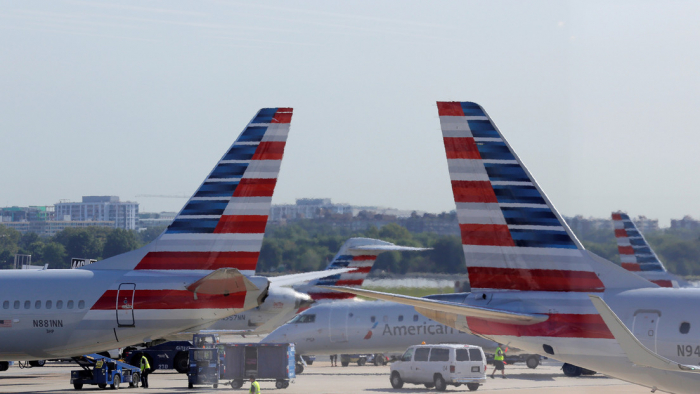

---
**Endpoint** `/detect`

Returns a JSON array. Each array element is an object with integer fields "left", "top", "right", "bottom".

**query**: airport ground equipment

[
  {"left": 390, "top": 344, "right": 486, "bottom": 391},
  {"left": 187, "top": 348, "right": 221, "bottom": 389},
  {"left": 486, "top": 353, "right": 541, "bottom": 369},
  {"left": 70, "top": 354, "right": 141, "bottom": 390},
  {"left": 123, "top": 334, "right": 218, "bottom": 374},
  {"left": 220, "top": 343, "right": 295, "bottom": 389}
]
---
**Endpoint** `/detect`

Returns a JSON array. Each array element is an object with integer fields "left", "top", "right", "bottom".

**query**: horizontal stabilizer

[
  {"left": 589, "top": 295, "right": 700, "bottom": 372},
  {"left": 319, "top": 286, "right": 548, "bottom": 325},
  {"left": 268, "top": 268, "right": 354, "bottom": 287},
  {"left": 187, "top": 268, "right": 259, "bottom": 298}
]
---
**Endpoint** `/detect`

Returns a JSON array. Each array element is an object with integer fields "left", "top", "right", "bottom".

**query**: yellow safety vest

[
  {"left": 249, "top": 380, "right": 261, "bottom": 394},
  {"left": 494, "top": 347, "right": 504, "bottom": 361},
  {"left": 140, "top": 356, "right": 150, "bottom": 372}
]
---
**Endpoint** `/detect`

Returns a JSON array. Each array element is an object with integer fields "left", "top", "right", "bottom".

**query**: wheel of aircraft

[{"left": 526, "top": 356, "right": 539, "bottom": 369}]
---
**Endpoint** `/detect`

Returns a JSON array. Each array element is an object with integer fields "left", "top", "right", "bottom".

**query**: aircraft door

[
  {"left": 329, "top": 305, "right": 348, "bottom": 343},
  {"left": 116, "top": 283, "right": 136, "bottom": 327},
  {"left": 633, "top": 311, "right": 660, "bottom": 353}
]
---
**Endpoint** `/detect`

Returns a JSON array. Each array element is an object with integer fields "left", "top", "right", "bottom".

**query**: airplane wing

[
  {"left": 268, "top": 268, "right": 354, "bottom": 287},
  {"left": 588, "top": 295, "right": 700, "bottom": 372},
  {"left": 319, "top": 286, "right": 548, "bottom": 325}
]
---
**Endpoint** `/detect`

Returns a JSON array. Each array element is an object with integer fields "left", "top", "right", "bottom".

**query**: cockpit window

[{"left": 290, "top": 314, "right": 316, "bottom": 324}]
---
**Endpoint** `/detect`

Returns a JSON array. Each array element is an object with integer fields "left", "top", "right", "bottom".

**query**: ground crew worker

[
  {"left": 140, "top": 355, "right": 151, "bottom": 388},
  {"left": 249, "top": 375, "right": 261, "bottom": 394},
  {"left": 490, "top": 344, "right": 506, "bottom": 379}
]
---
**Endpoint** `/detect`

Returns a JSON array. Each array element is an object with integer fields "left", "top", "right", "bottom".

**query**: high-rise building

[{"left": 54, "top": 196, "right": 139, "bottom": 230}]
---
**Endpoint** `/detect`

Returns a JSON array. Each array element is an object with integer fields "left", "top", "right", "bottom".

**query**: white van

[{"left": 390, "top": 344, "right": 486, "bottom": 391}]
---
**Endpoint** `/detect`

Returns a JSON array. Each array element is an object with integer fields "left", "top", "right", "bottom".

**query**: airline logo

[
  {"left": 437, "top": 101, "right": 602, "bottom": 293},
  {"left": 90, "top": 108, "right": 292, "bottom": 312},
  {"left": 612, "top": 212, "right": 674, "bottom": 287}
]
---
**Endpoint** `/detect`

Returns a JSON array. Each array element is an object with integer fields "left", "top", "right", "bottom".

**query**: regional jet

[
  {"left": 325, "top": 102, "right": 700, "bottom": 394},
  {"left": 200, "top": 238, "right": 428, "bottom": 335},
  {"left": 0, "top": 108, "right": 350, "bottom": 364}
]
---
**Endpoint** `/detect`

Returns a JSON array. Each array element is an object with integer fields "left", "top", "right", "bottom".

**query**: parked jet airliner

[
  {"left": 203, "top": 238, "right": 427, "bottom": 335},
  {"left": 327, "top": 102, "right": 700, "bottom": 394},
  {"left": 0, "top": 108, "right": 349, "bottom": 363}
]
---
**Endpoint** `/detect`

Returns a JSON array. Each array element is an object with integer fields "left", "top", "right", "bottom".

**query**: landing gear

[{"left": 28, "top": 360, "right": 46, "bottom": 367}]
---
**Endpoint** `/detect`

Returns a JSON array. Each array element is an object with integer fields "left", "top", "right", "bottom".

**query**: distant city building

[
  {"left": 139, "top": 212, "right": 177, "bottom": 228},
  {"left": 564, "top": 215, "right": 613, "bottom": 234},
  {"left": 54, "top": 196, "right": 139, "bottom": 230},
  {"left": 1, "top": 220, "right": 115, "bottom": 237},
  {"left": 269, "top": 198, "right": 424, "bottom": 223},
  {"left": 0, "top": 206, "right": 54, "bottom": 223},
  {"left": 631, "top": 215, "right": 659, "bottom": 233},
  {"left": 671, "top": 215, "right": 700, "bottom": 230}
]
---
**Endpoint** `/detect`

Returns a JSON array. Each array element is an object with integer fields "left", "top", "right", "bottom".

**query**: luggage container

[
  {"left": 187, "top": 348, "right": 221, "bottom": 389},
  {"left": 221, "top": 343, "right": 295, "bottom": 389}
]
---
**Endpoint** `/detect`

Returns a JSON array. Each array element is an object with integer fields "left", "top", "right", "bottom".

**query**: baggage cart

[
  {"left": 70, "top": 354, "right": 141, "bottom": 390},
  {"left": 222, "top": 343, "right": 295, "bottom": 389}
]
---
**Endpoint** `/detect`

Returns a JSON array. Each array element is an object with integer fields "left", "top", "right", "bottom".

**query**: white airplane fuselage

[
  {"left": 429, "top": 287, "right": 700, "bottom": 393},
  {"left": 0, "top": 268, "right": 266, "bottom": 360},
  {"left": 263, "top": 300, "right": 498, "bottom": 356}
]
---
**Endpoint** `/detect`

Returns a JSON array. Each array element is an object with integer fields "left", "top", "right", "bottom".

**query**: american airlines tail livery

[
  {"left": 0, "top": 107, "right": 349, "bottom": 361},
  {"left": 327, "top": 102, "right": 700, "bottom": 394},
  {"left": 612, "top": 211, "right": 685, "bottom": 288}
]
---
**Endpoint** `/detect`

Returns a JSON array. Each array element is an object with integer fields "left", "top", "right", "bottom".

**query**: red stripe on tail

[
  {"left": 214, "top": 215, "right": 268, "bottom": 234},
  {"left": 443, "top": 138, "right": 482, "bottom": 159},
  {"left": 460, "top": 224, "right": 515, "bottom": 247},
  {"left": 614, "top": 229, "right": 628, "bottom": 237},
  {"left": 452, "top": 181, "right": 498, "bottom": 203},
  {"left": 612, "top": 213, "right": 622, "bottom": 221},
  {"left": 252, "top": 141, "right": 286, "bottom": 160},
  {"left": 468, "top": 267, "right": 605, "bottom": 292},
  {"left": 135, "top": 251, "right": 259, "bottom": 271},
  {"left": 352, "top": 255, "right": 378, "bottom": 261},
  {"left": 233, "top": 179, "right": 277, "bottom": 197},
  {"left": 272, "top": 110, "right": 293, "bottom": 124},
  {"left": 335, "top": 279, "right": 364, "bottom": 286},
  {"left": 437, "top": 102, "right": 465, "bottom": 116},
  {"left": 621, "top": 263, "right": 641, "bottom": 272},
  {"left": 466, "top": 313, "right": 613, "bottom": 339},
  {"left": 651, "top": 280, "right": 673, "bottom": 287},
  {"left": 309, "top": 292, "right": 356, "bottom": 301},
  {"left": 618, "top": 246, "right": 635, "bottom": 255}
]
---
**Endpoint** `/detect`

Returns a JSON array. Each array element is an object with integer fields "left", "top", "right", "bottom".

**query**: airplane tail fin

[
  {"left": 612, "top": 212, "right": 681, "bottom": 287},
  {"left": 304, "top": 237, "right": 429, "bottom": 300},
  {"left": 87, "top": 108, "right": 293, "bottom": 272},
  {"left": 436, "top": 101, "right": 653, "bottom": 292}
]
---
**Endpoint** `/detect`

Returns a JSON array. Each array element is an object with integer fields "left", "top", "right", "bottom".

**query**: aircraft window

[
  {"left": 680, "top": 322, "right": 691, "bottom": 334},
  {"left": 35, "top": 301, "right": 41, "bottom": 309},
  {"left": 290, "top": 314, "right": 315, "bottom": 323},
  {"left": 46, "top": 300, "right": 52, "bottom": 309},
  {"left": 398, "top": 315, "right": 403, "bottom": 322},
  {"left": 78, "top": 300, "right": 85, "bottom": 309},
  {"left": 348, "top": 313, "right": 353, "bottom": 318},
  {"left": 414, "top": 348, "right": 430, "bottom": 362},
  {"left": 413, "top": 315, "right": 419, "bottom": 322},
  {"left": 56, "top": 300, "right": 63, "bottom": 309},
  {"left": 67, "top": 300, "right": 74, "bottom": 309},
  {"left": 456, "top": 349, "right": 470, "bottom": 361},
  {"left": 401, "top": 348, "right": 414, "bottom": 362},
  {"left": 383, "top": 315, "right": 388, "bottom": 323},
  {"left": 13, "top": 301, "right": 19, "bottom": 309},
  {"left": 469, "top": 349, "right": 483, "bottom": 361},
  {"left": 2, "top": 301, "right": 8, "bottom": 309},
  {"left": 24, "top": 301, "right": 30, "bottom": 309},
  {"left": 371, "top": 316, "right": 376, "bottom": 323},
  {"left": 429, "top": 348, "right": 450, "bottom": 362}
]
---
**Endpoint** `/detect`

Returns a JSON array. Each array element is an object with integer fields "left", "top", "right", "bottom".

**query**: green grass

[{"left": 360, "top": 286, "right": 454, "bottom": 300}]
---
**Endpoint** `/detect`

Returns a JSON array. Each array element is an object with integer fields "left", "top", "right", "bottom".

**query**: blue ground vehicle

[
  {"left": 123, "top": 334, "right": 219, "bottom": 374},
  {"left": 187, "top": 343, "right": 296, "bottom": 389},
  {"left": 70, "top": 354, "right": 141, "bottom": 390}
]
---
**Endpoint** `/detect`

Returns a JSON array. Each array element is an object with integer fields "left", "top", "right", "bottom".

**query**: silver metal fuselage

[
  {"left": 263, "top": 300, "right": 497, "bottom": 356},
  {"left": 0, "top": 269, "right": 266, "bottom": 361}
]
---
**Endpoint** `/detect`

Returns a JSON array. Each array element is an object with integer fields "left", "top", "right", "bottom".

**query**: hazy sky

[{"left": 1, "top": 1, "right": 699, "bottom": 226}]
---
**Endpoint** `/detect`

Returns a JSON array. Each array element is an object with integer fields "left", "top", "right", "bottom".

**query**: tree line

[{"left": 3, "top": 218, "right": 700, "bottom": 277}]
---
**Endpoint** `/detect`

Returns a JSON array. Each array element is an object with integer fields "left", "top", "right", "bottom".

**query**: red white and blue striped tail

[
  {"left": 87, "top": 107, "right": 293, "bottom": 274},
  {"left": 437, "top": 102, "right": 653, "bottom": 293},
  {"left": 304, "top": 238, "right": 430, "bottom": 300},
  {"left": 612, "top": 212, "right": 682, "bottom": 288}
]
